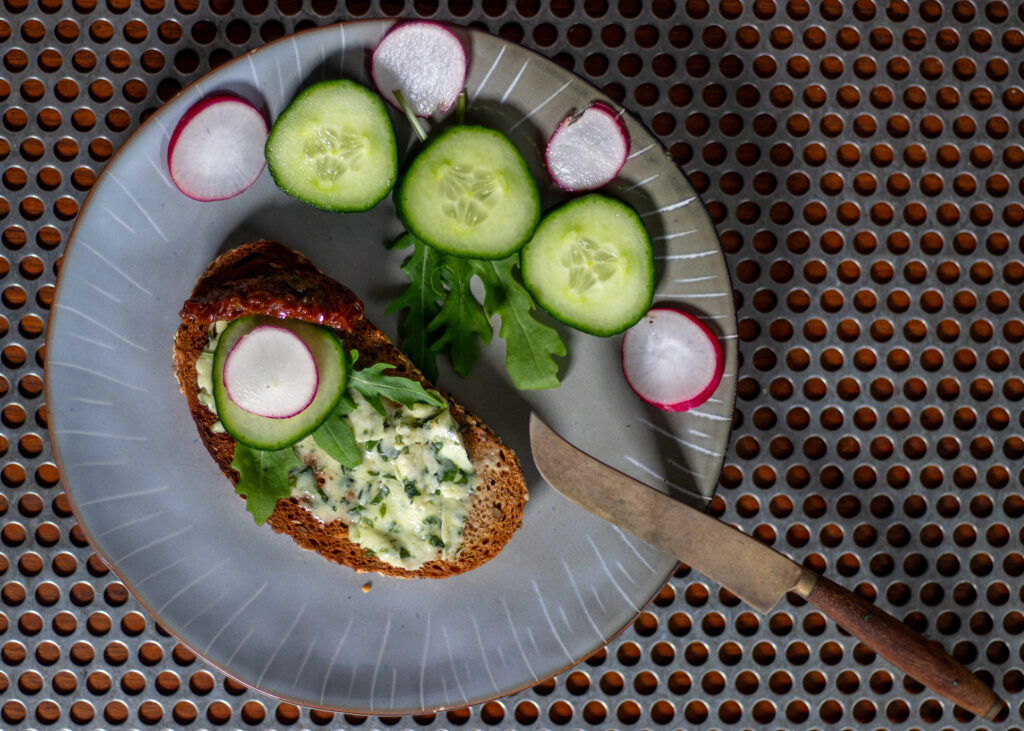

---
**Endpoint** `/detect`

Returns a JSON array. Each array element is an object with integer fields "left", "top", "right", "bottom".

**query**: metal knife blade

[{"left": 529, "top": 413, "right": 812, "bottom": 614}]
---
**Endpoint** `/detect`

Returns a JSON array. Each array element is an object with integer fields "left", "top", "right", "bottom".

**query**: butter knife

[{"left": 529, "top": 413, "right": 1004, "bottom": 720}]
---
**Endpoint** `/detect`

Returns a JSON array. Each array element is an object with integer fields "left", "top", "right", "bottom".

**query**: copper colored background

[{"left": 2, "top": 0, "right": 1024, "bottom": 728}]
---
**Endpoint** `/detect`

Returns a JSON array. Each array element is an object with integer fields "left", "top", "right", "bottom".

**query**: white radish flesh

[
  {"left": 372, "top": 21, "right": 466, "bottom": 117},
  {"left": 223, "top": 325, "right": 319, "bottom": 419},
  {"left": 545, "top": 103, "right": 629, "bottom": 191},
  {"left": 621, "top": 308, "right": 723, "bottom": 412},
  {"left": 168, "top": 95, "right": 268, "bottom": 201}
]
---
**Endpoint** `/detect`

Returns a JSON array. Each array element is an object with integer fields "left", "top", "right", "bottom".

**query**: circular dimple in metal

[{"left": 4, "top": 0, "right": 1024, "bottom": 728}]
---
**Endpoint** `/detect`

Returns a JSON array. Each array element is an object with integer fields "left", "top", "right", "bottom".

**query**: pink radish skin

[
  {"left": 167, "top": 95, "right": 268, "bottom": 201},
  {"left": 223, "top": 325, "right": 319, "bottom": 419},
  {"left": 545, "top": 102, "right": 630, "bottom": 192},
  {"left": 621, "top": 308, "right": 724, "bottom": 412},
  {"left": 371, "top": 21, "right": 467, "bottom": 117}
]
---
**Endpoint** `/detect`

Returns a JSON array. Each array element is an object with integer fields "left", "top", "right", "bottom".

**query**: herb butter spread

[
  {"left": 292, "top": 391, "right": 476, "bottom": 568},
  {"left": 195, "top": 321, "right": 228, "bottom": 432},
  {"left": 197, "top": 321, "right": 478, "bottom": 570}
]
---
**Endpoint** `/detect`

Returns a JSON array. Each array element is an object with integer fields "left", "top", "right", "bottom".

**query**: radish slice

[
  {"left": 371, "top": 21, "right": 467, "bottom": 117},
  {"left": 223, "top": 325, "right": 319, "bottom": 419},
  {"left": 621, "top": 308, "right": 724, "bottom": 412},
  {"left": 167, "top": 95, "right": 268, "bottom": 201},
  {"left": 545, "top": 102, "right": 630, "bottom": 192}
]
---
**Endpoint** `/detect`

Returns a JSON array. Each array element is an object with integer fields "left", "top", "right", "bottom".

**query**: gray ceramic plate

[{"left": 46, "top": 20, "right": 736, "bottom": 714}]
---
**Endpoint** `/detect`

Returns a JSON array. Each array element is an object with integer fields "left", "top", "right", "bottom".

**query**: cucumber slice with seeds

[
  {"left": 266, "top": 80, "right": 398, "bottom": 212},
  {"left": 213, "top": 316, "right": 348, "bottom": 450},
  {"left": 395, "top": 126, "right": 540, "bottom": 259},
  {"left": 520, "top": 194, "right": 654, "bottom": 336}
]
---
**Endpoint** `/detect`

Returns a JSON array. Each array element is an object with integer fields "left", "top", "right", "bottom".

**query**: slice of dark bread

[{"left": 172, "top": 241, "right": 527, "bottom": 578}]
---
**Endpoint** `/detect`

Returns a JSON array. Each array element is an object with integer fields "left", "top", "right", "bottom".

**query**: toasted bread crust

[
  {"left": 179, "top": 240, "right": 364, "bottom": 331},
  {"left": 173, "top": 241, "right": 527, "bottom": 578}
]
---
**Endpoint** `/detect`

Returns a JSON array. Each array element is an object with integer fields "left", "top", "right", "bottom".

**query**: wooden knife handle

[{"left": 798, "top": 571, "right": 1004, "bottom": 721}]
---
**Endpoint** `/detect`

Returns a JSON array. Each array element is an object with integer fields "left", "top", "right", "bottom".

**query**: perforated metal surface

[{"left": 2, "top": 0, "right": 1024, "bottom": 728}]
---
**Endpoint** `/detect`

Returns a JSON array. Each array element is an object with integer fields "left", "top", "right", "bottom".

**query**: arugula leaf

[
  {"left": 347, "top": 350, "right": 445, "bottom": 414},
  {"left": 334, "top": 392, "right": 358, "bottom": 413},
  {"left": 312, "top": 404, "right": 361, "bottom": 468},
  {"left": 387, "top": 233, "right": 565, "bottom": 390},
  {"left": 473, "top": 256, "right": 566, "bottom": 390},
  {"left": 231, "top": 443, "right": 300, "bottom": 525},
  {"left": 428, "top": 256, "right": 492, "bottom": 377},
  {"left": 386, "top": 233, "right": 444, "bottom": 382}
]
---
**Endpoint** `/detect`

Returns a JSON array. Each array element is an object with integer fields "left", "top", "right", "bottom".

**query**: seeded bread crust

[{"left": 172, "top": 241, "right": 527, "bottom": 578}]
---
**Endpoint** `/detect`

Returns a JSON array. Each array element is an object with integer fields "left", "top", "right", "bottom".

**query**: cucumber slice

[
  {"left": 265, "top": 80, "right": 398, "bottom": 211},
  {"left": 213, "top": 316, "right": 348, "bottom": 450},
  {"left": 395, "top": 126, "right": 540, "bottom": 259},
  {"left": 520, "top": 194, "right": 654, "bottom": 336}
]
